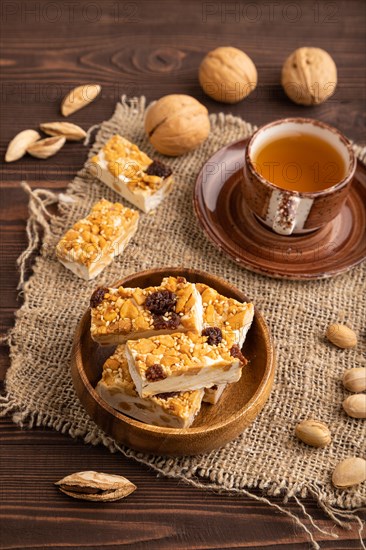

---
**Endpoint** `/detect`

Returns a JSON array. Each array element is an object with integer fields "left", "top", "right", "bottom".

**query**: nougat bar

[
  {"left": 203, "top": 384, "right": 227, "bottom": 405},
  {"left": 197, "top": 283, "right": 254, "bottom": 404},
  {"left": 96, "top": 346, "right": 204, "bottom": 428},
  {"left": 125, "top": 332, "right": 247, "bottom": 398},
  {"left": 56, "top": 199, "right": 139, "bottom": 280},
  {"left": 196, "top": 283, "right": 254, "bottom": 348},
  {"left": 89, "top": 135, "right": 174, "bottom": 212},
  {"left": 90, "top": 276, "right": 203, "bottom": 345}
]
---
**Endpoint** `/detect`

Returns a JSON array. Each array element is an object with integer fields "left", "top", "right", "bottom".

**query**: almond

[
  {"left": 326, "top": 324, "right": 357, "bottom": 349},
  {"left": 342, "top": 394, "right": 366, "bottom": 418},
  {"left": 332, "top": 457, "right": 366, "bottom": 488},
  {"left": 342, "top": 368, "right": 366, "bottom": 393},
  {"left": 27, "top": 136, "right": 66, "bottom": 159},
  {"left": 55, "top": 471, "right": 136, "bottom": 502},
  {"left": 40, "top": 122, "right": 86, "bottom": 141},
  {"left": 5, "top": 130, "right": 41, "bottom": 162},
  {"left": 295, "top": 419, "right": 332, "bottom": 448},
  {"left": 61, "top": 84, "right": 101, "bottom": 117}
]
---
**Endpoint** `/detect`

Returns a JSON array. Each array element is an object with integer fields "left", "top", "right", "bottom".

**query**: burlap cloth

[{"left": 1, "top": 97, "right": 365, "bottom": 548}]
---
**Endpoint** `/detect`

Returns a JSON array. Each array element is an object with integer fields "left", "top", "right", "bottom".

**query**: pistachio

[
  {"left": 61, "top": 84, "right": 101, "bottom": 117},
  {"left": 342, "top": 368, "right": 366, "bottom": 393},
  {"left": 27, "top": 136, "right": 66, "bottom": 159},
  {"left": 332, "top": 457, "right": 366, "bottom": 489},
  {"left": 5, "top": 129, "right": 41, "bottom": 162},
  {"left": 55, "top": 471, "right": 136, "bottom": 502},
  {"left": 342, "top": 394, "right": 366, "bottom": 419},
  {"left": 295, "top": 419, "right": 331, "bottom": 448},
  {"left": 40, "top": 122, "right": 86, "bottom": 141},
  {"left": 326, "top": 324, "right": 357, "bottom": 349}
]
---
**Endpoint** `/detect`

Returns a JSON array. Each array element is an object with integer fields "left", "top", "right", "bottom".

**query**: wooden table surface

[{"left": 1, "top": 1, "right": 365, "bottom": 548}]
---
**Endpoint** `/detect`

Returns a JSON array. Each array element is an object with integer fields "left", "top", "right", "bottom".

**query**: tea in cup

[{"left": 242, "top": 118, "right": 356, "bottom": 235}]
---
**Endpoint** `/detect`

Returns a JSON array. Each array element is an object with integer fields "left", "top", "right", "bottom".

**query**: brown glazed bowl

[
  {"left": 242, "top": 118, "right": 357, "bottom": 236},
  {"left": 71, "top": 267, "right": 275, "bottom": 456}
]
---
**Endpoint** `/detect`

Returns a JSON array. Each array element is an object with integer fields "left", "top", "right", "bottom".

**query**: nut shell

[
  {"left": 342, "top": 368, "right": 366, "bottom": 393},
  {"left": 5, "top": 130, "right": 41, "bottom": 162},
  {"left": 144, "top": 94, "right": 210, "bottom": 156},
  {"left": 61, "top": 84, "right": 101, "bottom": 117},
  {"left": 55, "top": 470, "right": 136, "bottom": 502},
  {"left": 295, "top": 419, "right": 331, "bottom": 448},
  {"left": 40, "top": 122, "right": 86, "bottom": 141},
  {"left": 326, "top": 324, "right": 357, "bottom": 349},
  {"left": 342, "top": 394, "right": 366, "bottom": 419},
  {"left": 27, "top": 136, "right": 66, "bottom": 159},
  {"left": 281, "top": 47, "right": 337, "bottom": 105},
  {"left": 332, "top": 457, "right": 366, "bottom": 488},
  {"left": 199, "top": 47, "right": 257, "bottom": 104}
]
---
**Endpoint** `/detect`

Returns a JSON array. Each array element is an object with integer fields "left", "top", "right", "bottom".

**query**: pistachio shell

[
  {"left": 282, "top": 47, "right": 337, "bottom": 105},
  {"left": 332, "top": 457, "right": 366, "bottom": 488},
  {"left": 199, "top": 47, "right": 257, "bottom": 104},
  {"left": 5, "top": 130, "right": 41, "bottom": 162},
  {"left": 27, "top": 136, "right": 65, "bottom": 159},
  {"left": 295, "top": 420, "right": 331, "bottom": 448},
  {"left": 61, "top": 84, "right": 101, "bottom": 117},
  {"left": 55, "top": 470, "right": 136, "bottom": 502},
  {"left": 40, "top": 122, "right": 86, "bottom": 141},
  {"left": 342, "top": 368, "right": 366, "bottom": 393},
  {"left": 326, "top": 324, "right": 357, "bottom": 349},
  {"left": 342, "top": 394, "right": 366, "bottom": 419},
  {"left": 144, "top": 94, "right": 210, "bottom": 156}
]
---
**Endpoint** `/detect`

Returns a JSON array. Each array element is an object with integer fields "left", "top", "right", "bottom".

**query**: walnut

[
  {"left": 199, "top": 47, "right": 257, "bottom": 104},
  {"left": 281, "top": 47, "right": 337, "bottom": 105},
  {"left": 144, "top": 94, "right": 210, "bottom": 156}
]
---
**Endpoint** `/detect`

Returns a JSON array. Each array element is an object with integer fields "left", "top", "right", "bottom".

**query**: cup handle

[{"left": 271, "top": 192, "right": 301, "bottom": 236}]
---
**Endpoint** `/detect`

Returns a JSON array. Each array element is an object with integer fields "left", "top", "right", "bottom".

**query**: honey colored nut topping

[
  {"left": 90, "top": 278, "right": 199, "bottom": 337},
  {"left": 56, "top": 199, "right": 139, "bottom": 267},
  {"left": 100, "top": 345, "right": 202, "bottom": 418},
  {"left": 196, "top": 282, "right": 253, "bottom": 337},
  {"left": 129, "top": 330, "right": 243, "bottom": 379},
  {"left": 95, "top": 135, "right": 172, "bottom": 193}
]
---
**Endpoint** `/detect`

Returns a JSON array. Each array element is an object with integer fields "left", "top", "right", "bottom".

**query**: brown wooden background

[{"left": 1, "top": 1, "right": 365, "bottom": 548}]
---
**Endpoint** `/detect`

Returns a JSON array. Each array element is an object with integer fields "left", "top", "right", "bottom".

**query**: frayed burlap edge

[{"left": 1, "top": 96, "right": 365, "bottom": 550}]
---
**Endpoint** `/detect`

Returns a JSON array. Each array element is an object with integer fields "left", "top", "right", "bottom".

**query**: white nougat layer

[
  {"left": 96, "top": 380, "right": 204, "bottom": 428},
  {"left": 125, "top": 342, "right": 242, "bottom": 397},
  {"left": 92, "top": 151, "right": 174, "bottom": 213}
]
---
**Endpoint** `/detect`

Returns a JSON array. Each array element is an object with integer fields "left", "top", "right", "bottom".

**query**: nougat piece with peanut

[
  {"left": 203, "top": 384, "right": 227, "bottom": 405},
  {"left": 197, "top": 283, "right": 254, "bottom": 405},
  {"left": 89, "top": 135, "right": 174, "bottom": 212},
  {"left": 90, "top": 276, "right": 203, "bottom": 345},
  {"left": 196, "top": 283, "right": 254, "bottom": 348},
  {"left": 56, "top": 199, "right": 139, "bottom": 280},
  {"left": 96, "top": 346, "right": 204, "bottom": 428},
  {"left": 125, "top": 331, "right": 247, "bottom": 398}
]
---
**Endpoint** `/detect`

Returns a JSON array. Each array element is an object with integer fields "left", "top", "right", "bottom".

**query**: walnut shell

[
  {"left": 144, "top": 95, "right": 210, "bottom": 156},
  {"left": 281, "top": 47, "right": 337, "bottom": 105},
  {"left": 199, "top": 47, "right": 257, "bottom": 104}
]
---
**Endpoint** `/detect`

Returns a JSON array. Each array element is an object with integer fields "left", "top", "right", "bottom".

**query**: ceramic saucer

[{"left": 194, "top": 139, "right": 366, "bottom": 280}]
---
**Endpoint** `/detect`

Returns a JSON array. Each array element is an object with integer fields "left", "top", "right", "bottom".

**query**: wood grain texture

[{"left": 1, "top": 0, "right": 365, "bottom": 548}]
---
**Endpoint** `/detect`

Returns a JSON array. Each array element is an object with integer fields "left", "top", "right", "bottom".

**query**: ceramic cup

[{"left": 242, "top": 118, "right": 357, "bottom": 235}]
